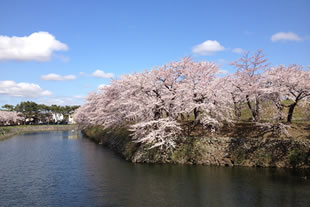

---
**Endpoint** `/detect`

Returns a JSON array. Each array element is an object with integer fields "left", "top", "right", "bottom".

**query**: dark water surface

[{"left": 0, "top": 131, "right": 309, "bottom": 207}]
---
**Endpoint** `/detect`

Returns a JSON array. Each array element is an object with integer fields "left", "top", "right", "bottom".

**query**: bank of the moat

[
  {"left": 0, "top": 125, "right": 78, "bottom": 140},
  {"left": 82, "top": 125, "right": 310, "bottom": 169}
]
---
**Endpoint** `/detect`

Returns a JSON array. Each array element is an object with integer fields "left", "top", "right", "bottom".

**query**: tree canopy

[
  {"left": 1, "top": 102, "right": 79, "bottom": 125},
  {"left": 74, "top": 51, "right": 310, "bottom": 149}
]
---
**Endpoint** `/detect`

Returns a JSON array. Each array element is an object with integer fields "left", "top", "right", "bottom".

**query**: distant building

[
  {"left": 68, "top": 114, "right": 76, "bottom": 124},
  {"left": 52, "top": 113, "right": 64, "bottom": 123}
]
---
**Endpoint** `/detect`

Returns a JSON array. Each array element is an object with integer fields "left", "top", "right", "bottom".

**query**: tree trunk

[
  {"left": 153, "top": 105, "right": 161, "bottom": 120},
  {"left": 180, "top": 113, "right": 185, "bottom": 121},
  {"left": 246, "top": 95, "right": 258, "bottom": 121},
  {"left": 275, "top": 103, "right": 284, "bottom": 121},
  {"left": 287, "top": 103, "right": 297, "bottom": 123},
  {"left": 193, "top": 108, "right": 200, "bottom": 124},
  {"left": 273, "top": 94, "right": 284, "bottom": 121},
  {"left": 254, "top": 96, "right": 260, "bottom": 121},
  {"left": 232, "top": 96, "right": 241, "bottom": 120}
]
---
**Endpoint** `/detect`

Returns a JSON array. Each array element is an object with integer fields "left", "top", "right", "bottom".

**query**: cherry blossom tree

[
  {"left": 230, "top": 50, "right": 269, "bottom": 121},
  {"left": 177, "top": 58, "right": 233, "bottom": 128},
  {"left": 264, "top": 64, "right": 310, "bottom": 123},
  {"left": 74, "top": 57, "right": 235, "bottom": 149},
  {"left": 0, "top": 111, "right": 24, "bottom": 125},
  {"left": 73, "top": 92, "right": 106, "bottom": 127},
  {"left": 130, "top": 118, "right": 182, "bottom": 149},
  {"left": 226, "top": 75, "right": 244, "bottom": 120}
]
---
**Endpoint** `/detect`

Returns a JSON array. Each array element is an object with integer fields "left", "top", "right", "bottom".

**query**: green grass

[
  {"left": 0, "top": 124, "right": 77, "bottom": 141},
  {"left": 0, "top": 127, "right": 11, "bottom": 135},
  {"left": 239, "top": 100, "right": 310, "bottom": 122}
]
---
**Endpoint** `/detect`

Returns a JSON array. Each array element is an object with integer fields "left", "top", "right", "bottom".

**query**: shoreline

[
  {"left": 2, "top": 124, "right": 309, "bottom": 169},
  {"left": 0, "top": 125, "right": 78, "bottom": 141},
  {"left": 82, "top": 126, "right": 310, "bottom": 169}
]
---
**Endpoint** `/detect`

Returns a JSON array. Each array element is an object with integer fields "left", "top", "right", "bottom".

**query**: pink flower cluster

[{"left": 74, "top": 52, "right": 310, "bottom": 148}]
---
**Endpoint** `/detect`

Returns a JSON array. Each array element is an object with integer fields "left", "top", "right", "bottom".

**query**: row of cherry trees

[
  {"left": 232, "top": 50, "right": 310, "bottom": 123},
  {"left": 74, "top": 51, "right": 310, "bottom": 149},
  {"left": 0, "top": 111, "right": 24, "bottom": 125},
  {"left": 1, "top": 102, "right": 80, "bottom": 125}
]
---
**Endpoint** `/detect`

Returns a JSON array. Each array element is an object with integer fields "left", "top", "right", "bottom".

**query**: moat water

[{"left": 0, "top": 130, "right": 309, "bottom": 207}]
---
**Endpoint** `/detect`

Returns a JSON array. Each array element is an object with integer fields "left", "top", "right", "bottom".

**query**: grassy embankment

[
  {"left": 83, "top": 123, "right": 310, "bottom": 168},
  {"left": 82, "top": 102, "right": 310, "bottom": 168},
  {"left": 0, "top": 124, "right": 78, "bottom": 141}
]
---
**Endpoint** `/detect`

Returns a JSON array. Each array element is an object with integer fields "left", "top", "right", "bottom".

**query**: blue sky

[{"left": 0, "top": 0, "right": 309, "bottom": 106}]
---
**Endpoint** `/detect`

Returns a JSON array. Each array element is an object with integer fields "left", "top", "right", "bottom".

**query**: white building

[
  {"left": 68, "top": 114, "right": 76, "bottom": 124},
  {"left": 52, "top": 113, "right": 64, "bottom": 123}
]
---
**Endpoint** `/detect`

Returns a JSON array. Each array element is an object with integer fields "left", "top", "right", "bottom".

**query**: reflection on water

[
  {"left": 63, "top": 130, "right": 82, "bottom": 139},
  {"left": 0, "top": 131, "right": 309, "bottom": 207}
]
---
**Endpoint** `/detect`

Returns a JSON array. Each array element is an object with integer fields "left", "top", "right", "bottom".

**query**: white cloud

[
  {"left": 79, "top": 70, "right": 114, "bottom": 79},
  {"left": 232, "top": 48, "right": 245, "bottom": 54},
  {"left": 192, "top": 40, "right": 225, "bottom": 55},
  {"left": 98, "top": 84, "right": 111, "bottom": 90},
  {"left": 92, "top": 70, "right": 114, "bottom": 78},
  {"left": 0, "top": 31, "right": 68, "bottom": 61},
  {"left": 271, "top": 32, "right": 302, "bottom": 42},
  {"left": 73, "top": 95, "right": 85, "bottom": 99},
  {"left": 38, "top": 95, "right": 85, "bottom": 106},
  {"left": 41, "top": 73, "right": 76, "bottom": 81},
  {"left": 43, "top": 98, "right": 74, "bottom": 106},
  {"left": 0, "top": 80, "right": 52, "bottom": 98},
  {"left": 98, "top": 84, "right": 106, "bottom": 89}
]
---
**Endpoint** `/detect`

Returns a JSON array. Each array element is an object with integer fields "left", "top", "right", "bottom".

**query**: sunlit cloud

[
  {"left": 192, "top": 40, "right": 225, "bottom": 56},
  {"left": 0, "top": 80, "right": 52, "bottom": 98},
  {"left": 41, "top": 73, "right": 76, "bottom": 81},
  {"left": 271, "top": 32, "right": 303, "bottom": 42},
  {"left": 232, "top": 48, "right": 245, "bottom": 54},
  {"left": 0, "top": 31, "right": 68, "bottom": 61},
  {"left": 92, "top": 70, "right": 114, "bottom": 78}
]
